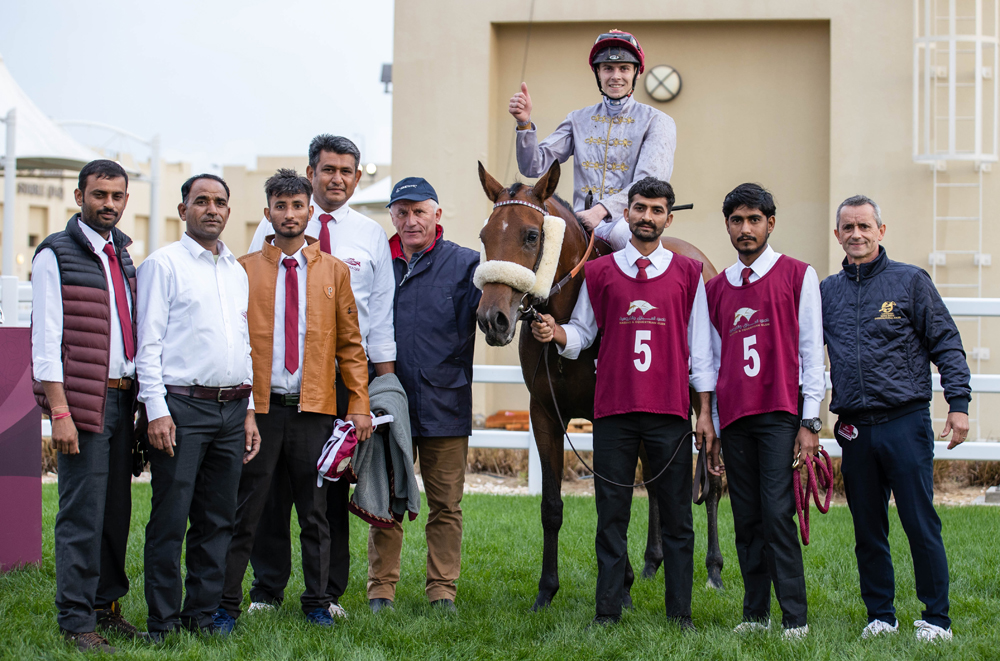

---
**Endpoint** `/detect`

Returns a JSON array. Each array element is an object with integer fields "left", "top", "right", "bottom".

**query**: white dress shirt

[
  {"left": 269, "top": 243, "right": 307, "bottom": 395},
  {"left": 248, "top": 198, "right": 396, "bottom": 363},
  {"left": 709, "top": 244, "right": 825, "bottom": 421},
  {"left": 136, "top": 233, "right": 254, "bottom": 422},
  {"left": 31, "top": 217, "right": 135, "bottom": 382},
  {"left": 558, "top": 242, "right": 717, "bottom": 393}
]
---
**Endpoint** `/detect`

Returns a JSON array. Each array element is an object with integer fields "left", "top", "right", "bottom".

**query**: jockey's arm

[
  {"left": 515, "top": 114, "right": 575, "bottom": 178},
  {"left": 530, "top": 281, "right": 597, "bottom": 359},
  {"left": 595, "top": 112, "right": 677, "bottom": 221}
]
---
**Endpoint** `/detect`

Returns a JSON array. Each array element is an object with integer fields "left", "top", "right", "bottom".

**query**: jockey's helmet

[{"left": 589, "top": 30, "right": 645, "bottom": 99}]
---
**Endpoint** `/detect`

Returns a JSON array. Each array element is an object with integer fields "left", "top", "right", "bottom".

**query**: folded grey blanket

[{"left": 349, "top": 373, "right": 420, "bottom": 528}]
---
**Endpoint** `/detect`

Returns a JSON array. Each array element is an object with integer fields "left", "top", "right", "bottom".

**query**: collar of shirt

[
  {"left": 272, "top": 241, "right": 307, "bottom": 268},
  {"left": 77, "top": 217, "right": 113, "bottom": 254},
  {"left": 725, "top": 244, "right": 781, "bottom": 286},
  {"left": 624, "top": 240, "right": 669, "bottom": 270},
  {"left": 181, "top": 232, "right": 235, "bottom": 264},
  {"left": 311, "top": 196, "right": 351, "bottom": 224}
]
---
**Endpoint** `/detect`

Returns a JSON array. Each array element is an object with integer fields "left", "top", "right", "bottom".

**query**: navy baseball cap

[{"left": 387, "top": 177, "right": 438, "bottom": 208}]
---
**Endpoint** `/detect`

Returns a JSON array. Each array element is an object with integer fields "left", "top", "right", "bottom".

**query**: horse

[{"left": 475, "top": 159, "right": 724, "bottom": 611}]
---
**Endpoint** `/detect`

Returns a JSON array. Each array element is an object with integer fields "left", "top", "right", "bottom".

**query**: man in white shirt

[
  {"left": 31, "top": 160, "right": 142, "bottom": 653},
  {"left": 247, "top": 135, "right": 396, "bottom": 618},
  {"left": 530, "top": 177, "right": 715, "bottom": 629},
  {"left": 217, "top": 169, "right": 371, "bottom": 630},
  {"left": 137, "top": 174, "right": 261, "bottom": 640},
  {"left": 705, "top": 183, "right": 824, "bottom": 640}
]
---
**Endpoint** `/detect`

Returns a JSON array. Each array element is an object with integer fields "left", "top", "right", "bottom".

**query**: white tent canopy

[
  {"left": 0, "top": 52, "right": 100, "bottom": 171},
  {"left": 351, "top": 176, "right": 392, "bottom": 206}
]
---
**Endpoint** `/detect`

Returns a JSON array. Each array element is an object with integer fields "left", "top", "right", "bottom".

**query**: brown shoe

[
  {"left": 96, "top": 602, "right": 143, "bottom": 640},
  {"left": 62, "top": 630, "right": 116, "bottom": 653}
]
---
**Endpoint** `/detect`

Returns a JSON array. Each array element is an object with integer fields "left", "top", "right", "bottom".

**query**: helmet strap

[{"left": 594, "top": 67, "right": 638, "bottom": 102}]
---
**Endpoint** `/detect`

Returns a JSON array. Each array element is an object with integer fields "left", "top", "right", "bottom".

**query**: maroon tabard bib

[
  {"left": 586, "top": 253, "right": 702, "bottom": 419},
  {"left": 706, "top": 255, "right": 808, "bottom": 429}
]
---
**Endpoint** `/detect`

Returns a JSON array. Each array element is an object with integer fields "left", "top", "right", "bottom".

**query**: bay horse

[{"left": 475, "top": 160, "right": 724, "bottom": 611}]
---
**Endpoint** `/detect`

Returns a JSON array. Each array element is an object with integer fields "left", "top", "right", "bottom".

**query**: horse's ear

[
  {"left": 531, "top": 160, "right": 560, "bottom": 202},
  {"left": 478, "top": 161, "right": 504, "bottom": 203}
]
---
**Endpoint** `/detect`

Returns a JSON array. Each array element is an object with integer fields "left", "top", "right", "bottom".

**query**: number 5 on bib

[
  {"left": 634, "top": 330, "right": 652, "bottom": 372},
  {"left": 743, "top": 334, "right": 760, "bottom": 377}
]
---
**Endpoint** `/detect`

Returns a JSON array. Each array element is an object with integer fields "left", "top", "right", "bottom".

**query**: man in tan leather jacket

[{"left": 217, "top": 169, "right": 371, "bottom": 629}]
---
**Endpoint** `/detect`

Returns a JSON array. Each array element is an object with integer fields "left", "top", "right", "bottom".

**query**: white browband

[{"left": 474, "top": 214, "right": 567, "bottom": 299}]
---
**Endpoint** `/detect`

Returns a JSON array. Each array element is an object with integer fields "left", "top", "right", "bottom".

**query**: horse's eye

[{"left": 525, "top": 230, "right": 539, "bottom": 244}]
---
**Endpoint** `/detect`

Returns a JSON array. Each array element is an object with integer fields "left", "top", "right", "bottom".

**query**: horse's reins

[
  {"left": 493, "top": 197, "right": 689, "bottom": 489},
  {"left": 792, "top": 448, "right": 833, "bottom": 545}
]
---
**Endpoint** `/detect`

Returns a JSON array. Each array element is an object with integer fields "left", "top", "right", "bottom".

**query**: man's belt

[
  {"left": 270, "top": 392, "right": 300, "bottom": 407},
  {"left": 108, "top": 377, "right": 134, "bottom": 390},
  {"left": 165, "top": 384, "right": 253, "bottom": 402}
]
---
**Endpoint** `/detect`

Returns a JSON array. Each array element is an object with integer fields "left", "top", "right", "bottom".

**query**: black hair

[
  {"left": 264, "top": 168, "right": 313, "bottom": 204},
  {"left": 722, "top": 183, "right": 776, "bottom": 218},
  {"left": 308, "top": 134, "right": 361, "bottom": 170},
  {"left": 181, "top": 173, "right": 230, "bottom": 204},
  {"left": 78, "top": 159, "right": 128, "bottom": 193},
  {"left": 627, "top": 176, "right": 675, "bottom": 210}
]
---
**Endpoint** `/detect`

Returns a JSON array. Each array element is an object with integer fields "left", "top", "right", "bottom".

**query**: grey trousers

[
  {"left": 55, "top": 388, "right": 134, "bottom": 633},
  {"left": 143, "top": 393, "right": 247, "bottom": 632}
]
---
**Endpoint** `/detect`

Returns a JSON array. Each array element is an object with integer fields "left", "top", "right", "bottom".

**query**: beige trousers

[{"left": 367, "top": 435, "right": 468, "bottom": 602}]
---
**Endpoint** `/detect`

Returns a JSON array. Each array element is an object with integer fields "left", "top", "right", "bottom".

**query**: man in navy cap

[{"left": 366, "top": 178, "right": 481, "bottom": 614}]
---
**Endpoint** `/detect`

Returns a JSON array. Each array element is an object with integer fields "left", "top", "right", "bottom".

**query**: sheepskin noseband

[{"left": 474, "top": 214, "right": 566, "bottom": 299}]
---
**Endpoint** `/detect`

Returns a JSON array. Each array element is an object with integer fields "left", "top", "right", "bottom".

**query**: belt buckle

[{"left": 217, "top": 387, "right": 228, "bottom": 403}]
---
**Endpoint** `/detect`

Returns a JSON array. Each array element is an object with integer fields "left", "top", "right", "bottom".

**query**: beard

[
  {"left": 735, "top": 234, "right": 768, "bottom": 257},
  {"left": 80, "top": 204, "right": 120, "bottom": 232},
  {"left": 631, "top": 221, "right": 663, "bottom": 242},
  {"left": 275, "top": 223, "right": 306, "bottom": 238}
]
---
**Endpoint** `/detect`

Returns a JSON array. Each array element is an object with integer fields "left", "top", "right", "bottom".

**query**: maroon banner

[{"left": 0, "top": 327, "right": 42, "bottom": 571}]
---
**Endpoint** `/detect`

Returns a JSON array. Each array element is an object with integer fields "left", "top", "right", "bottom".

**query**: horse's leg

[
  {"left": 638, "top": 442, "right": 663, "bottom": 579},
  {"left": 705, "top": 472, "right": 724, "bottom": 590},
  {"left": 530, "top": 401, "right": 564, "bottom": 611}
]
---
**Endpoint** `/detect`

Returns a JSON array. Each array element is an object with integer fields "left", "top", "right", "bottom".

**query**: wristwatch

[{"left": 801, "top": 417, "right": 822, "bottom": 433}]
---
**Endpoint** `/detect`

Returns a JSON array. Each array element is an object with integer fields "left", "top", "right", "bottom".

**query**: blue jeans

[{"left": 838, "top": 406, "right": 950, "bottom": 629}]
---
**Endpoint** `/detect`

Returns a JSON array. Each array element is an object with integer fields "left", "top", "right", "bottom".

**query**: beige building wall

[{"left": 393, "top": 1, "right": 1000, "bottom": 437}]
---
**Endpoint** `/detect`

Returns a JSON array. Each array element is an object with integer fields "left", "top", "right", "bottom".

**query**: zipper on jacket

[{"left": 854, "top": 268, "right": 868, "bottom": 410}]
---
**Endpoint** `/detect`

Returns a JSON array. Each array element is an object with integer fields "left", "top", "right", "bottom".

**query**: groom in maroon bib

[
  {"left": 531, "top": 177, "right": 716, "bottom": 628},
  {"left": 705, "top": 183, "right": 825, "bottom": 639}
]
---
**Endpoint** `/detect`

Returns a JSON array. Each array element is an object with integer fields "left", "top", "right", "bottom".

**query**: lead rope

[
  {"left": 540, "top": 340, "right": 692, "bottom": 488},
  {"left": 792, "top": 449, "right": 834, "bottom": 545}
]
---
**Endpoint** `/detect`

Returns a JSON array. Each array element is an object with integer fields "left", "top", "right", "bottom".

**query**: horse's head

[{"left": 475, "top": 160, "right": 560, "bottom": 346}]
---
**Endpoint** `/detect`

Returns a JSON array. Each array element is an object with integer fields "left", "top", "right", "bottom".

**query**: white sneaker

[
  {"left": 733, "top": 621, "right": 769, "bottom": 634},
  {"left": 914, "top": 619, "right": 953, "bottom": 642},
  {"left": 861, "top": 619, "right": 898, "bottom": 639},
  {"left": 783, "top": 624, "right": 808, "bottom": 640},
  {"left": 327, "top": 602, "right": 348, "bottom": 619},
  {"left": 247, "top": 601, "right": 276, "bottom": 613}
]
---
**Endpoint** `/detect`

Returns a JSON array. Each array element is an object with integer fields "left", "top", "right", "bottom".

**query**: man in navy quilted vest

[{"left": 30, "top": 159, "right": 142, "bottom": 653}]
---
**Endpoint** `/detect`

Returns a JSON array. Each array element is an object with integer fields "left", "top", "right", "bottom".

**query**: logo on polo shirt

[
  {"left": 342, "top": 257, "right": 362, "bottom": 271},
  {"left": 627, "top": 300, "right": 657, "bottom": 316},
  {"left": 733, "top": 307, "right": 758, "bottom": 326}
]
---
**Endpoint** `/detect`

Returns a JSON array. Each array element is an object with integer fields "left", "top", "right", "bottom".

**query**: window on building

[
  {"left": 29, "top": 206, "right": 49, "bottom": 244},
  {"left": 165, "top": 217, "right": 181, "bottom": 243}
]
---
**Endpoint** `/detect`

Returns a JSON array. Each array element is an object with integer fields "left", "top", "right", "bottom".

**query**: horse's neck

[{"left": 545, "top": 215, "right": 589, "bottom": 322}]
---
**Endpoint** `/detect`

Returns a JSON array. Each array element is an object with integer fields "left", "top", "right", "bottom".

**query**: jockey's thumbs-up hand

[{"left": 509, "top": 82, "right": 532, "bottom": 125}]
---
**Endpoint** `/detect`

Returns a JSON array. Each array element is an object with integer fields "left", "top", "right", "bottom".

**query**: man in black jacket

[
  {"left": 822, "top": 195, "right": 970, "bottom": 643},
  {"left": 366, "top": 178, "right": 481, "bottom": 614}
]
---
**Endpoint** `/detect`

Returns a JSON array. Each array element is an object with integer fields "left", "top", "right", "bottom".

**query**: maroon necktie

[
  {"left": 741, "top": 267, "right": 754, "bottom": 287},
  {"left": 318, "top": 214, "right": 332, "bottom": 254},
  {"left": 636, "top": 257, "right": 651, "bottom": 281},
  {"left": 102, "top": 243, "right": 134, "bottom": 361},
  {"left": 283, "top": 258, "right": 300, "bottom": 374}
]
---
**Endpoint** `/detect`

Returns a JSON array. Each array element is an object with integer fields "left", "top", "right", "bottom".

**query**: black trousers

[
  {"left": 54, "top": 388, "right": 134, "bottom": 633},
  {"left": 144, "top": 394, "right": 247, "bottom": 632},
  {"left": 593, "top": 413, "right": 693, "bottom": 620},
  {"left": 250, "top": 371, "right": 358, "bottom": 606},
  {"left": 839, "top": 406, "right": 950, "bottom": 629},
  {"left": 221, "top": 404, "right": 334, "bottom": 616},
  {"left": 721, "top": 411, "right": 807, "bottom": 628}
]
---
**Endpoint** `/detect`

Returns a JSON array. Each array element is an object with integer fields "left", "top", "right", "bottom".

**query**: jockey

[{"left": 509, "top": 29, "right": 677, "bottom": 250}]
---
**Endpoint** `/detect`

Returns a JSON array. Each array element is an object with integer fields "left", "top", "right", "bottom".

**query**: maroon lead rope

[{"left": 793, "top": 449, "right": 834, "bottom": 546}]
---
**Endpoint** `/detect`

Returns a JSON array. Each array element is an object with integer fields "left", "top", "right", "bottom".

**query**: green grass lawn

[{"left": 0, "top": 485, "right": 996, "bottom": 660}]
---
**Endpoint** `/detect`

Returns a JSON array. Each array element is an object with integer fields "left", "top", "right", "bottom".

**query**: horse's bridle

[{"left": 489, "top": 198, "right": 597, "bottom": 319}]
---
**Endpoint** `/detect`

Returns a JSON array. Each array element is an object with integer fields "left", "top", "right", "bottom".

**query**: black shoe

[
  {"left": 369, "top": 598, "right": 394, "bottom": 614},
  {"left": 62, "top": 630, "right": 116, "bottom": 653},
  {"left": 95, "top": 602, "right": 144, "bottom": 640},
  {"left": 669, "top": 616, "right": 696, "bottom": 633},
  {"left": 430, "top": 599, "right": 457, "bottom": 613},
  {"left": 588, "top": 615, "right": 620, "bottom": 629},
  {"left": 146, "top": 629, "right": 175, "bottom": 644}
]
